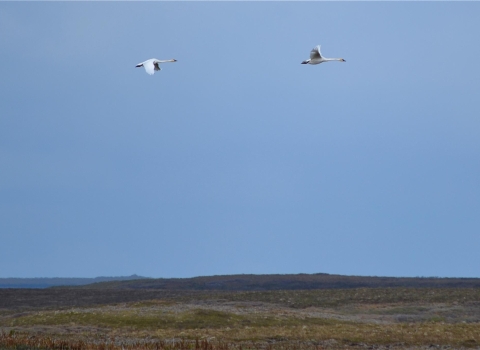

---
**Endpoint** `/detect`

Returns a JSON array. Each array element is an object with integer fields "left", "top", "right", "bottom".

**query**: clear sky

[{"left": 1, "top": 2, "right": 479, "bottom": 279}]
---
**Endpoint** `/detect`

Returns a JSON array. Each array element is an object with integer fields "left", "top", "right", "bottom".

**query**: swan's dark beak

[{"left": 341, "top": 59, "right": 346, "bottom": 62}]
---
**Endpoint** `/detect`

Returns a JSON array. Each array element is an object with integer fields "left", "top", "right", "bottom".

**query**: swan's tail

[
  {"left": 301, "top": 60, "right": 309, "bottom": 64},
  {"left": 135, "top": 64, "right": 143, "bottom": 68}
]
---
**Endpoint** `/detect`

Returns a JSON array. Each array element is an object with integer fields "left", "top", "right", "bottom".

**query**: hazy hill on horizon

[
  {"left": 0, "top": 274, "right": 148, "bottom": 289},
  {"left": 76, "top": 273, "right": 480, "bottom": 290}
]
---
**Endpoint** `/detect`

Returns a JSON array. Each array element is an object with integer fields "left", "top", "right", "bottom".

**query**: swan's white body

[
  {"left": 301, "top": 45, "right": 345, "bottom": 65},
  {"left": 136, "top": 58, "right": 177, "bottom": 75}
]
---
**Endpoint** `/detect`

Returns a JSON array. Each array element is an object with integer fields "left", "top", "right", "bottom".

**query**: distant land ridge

[
  {"left": 0, "top": 275, "right": 148, "bottom": 289},
  {"left": 76, "top": 273, "right": 480, "bottom": 290}
]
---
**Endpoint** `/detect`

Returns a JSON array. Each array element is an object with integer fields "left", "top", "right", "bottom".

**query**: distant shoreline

[{"left": 0, "top": 275, "right": 148, "bottom": 289}]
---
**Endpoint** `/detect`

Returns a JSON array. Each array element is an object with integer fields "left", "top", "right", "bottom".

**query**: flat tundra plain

[{"left": 1, "top": 288, "right": 480, "bottom": 349}]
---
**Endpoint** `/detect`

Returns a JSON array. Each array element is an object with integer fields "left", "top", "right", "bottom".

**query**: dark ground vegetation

[{"left": 75, "top": 274, "right": 480, "bottom": 291}]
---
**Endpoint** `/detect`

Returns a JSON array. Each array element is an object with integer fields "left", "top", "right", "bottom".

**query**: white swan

[
  {"left": 301, "top": 45, "right": 345, "bottom": 65},
  {"left": 136, "top": 58, "right": 177, "bottom": 75}
]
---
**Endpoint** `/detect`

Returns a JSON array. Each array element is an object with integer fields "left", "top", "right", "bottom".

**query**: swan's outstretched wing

[
  {"left": 143, "top": 60, "right": 156, "bottom": 75},
  {"left": 310, "top": 45, "right": 322, "bottom": 60},
  {"left": 153, "top": 61, "right": 161, "bottom": 72}
]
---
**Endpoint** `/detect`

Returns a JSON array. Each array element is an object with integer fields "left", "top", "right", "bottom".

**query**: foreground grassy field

[{"left": 1, "top": 288, "right": 479, "bottom": 349}]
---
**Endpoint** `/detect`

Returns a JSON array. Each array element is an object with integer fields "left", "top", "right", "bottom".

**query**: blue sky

[{"left": 1, "top": 2, "right": 479, "bottom": 279}]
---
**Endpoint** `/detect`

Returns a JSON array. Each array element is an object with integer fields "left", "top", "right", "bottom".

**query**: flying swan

[
  {"left": 136, "top": 58, "right": 177, "bottom": 75},
  {"left": 301, "top": 45, "right": 345, "bottom": 65}
]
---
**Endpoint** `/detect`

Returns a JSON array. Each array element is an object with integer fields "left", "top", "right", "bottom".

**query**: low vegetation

[{"left": 1, "top": 286, "right": 479, "bottom": 349}]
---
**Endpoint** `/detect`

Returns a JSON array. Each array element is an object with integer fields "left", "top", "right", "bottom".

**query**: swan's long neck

[
  {"left": 324, "top": 57, "right": 344, "bottom": 62},
  {"left": 157, "top": 59, "right": 176, "bottom": 63}
]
